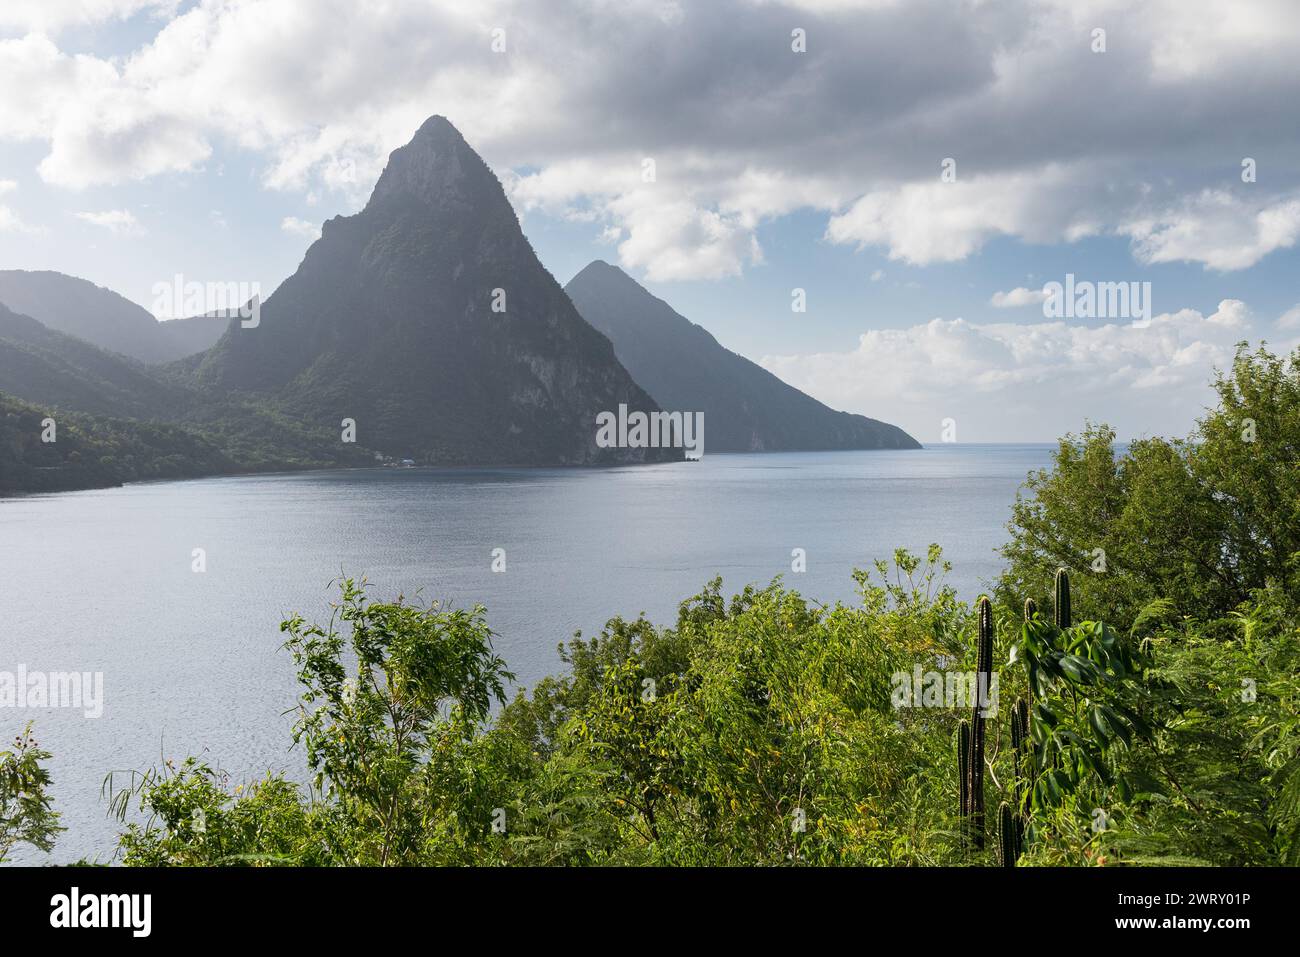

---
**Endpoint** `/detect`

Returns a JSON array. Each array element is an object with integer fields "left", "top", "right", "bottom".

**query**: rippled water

[{"left": 0, "top": 444, "right": 1053, "bottom": 863}]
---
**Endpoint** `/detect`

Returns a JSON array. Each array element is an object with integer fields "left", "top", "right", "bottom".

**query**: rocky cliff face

[
  {"left": 194, "top": 117, "right": 675, "bottom": 466},
  {"left": 565, "top": 260, "right": 920, "bottom": 453}
]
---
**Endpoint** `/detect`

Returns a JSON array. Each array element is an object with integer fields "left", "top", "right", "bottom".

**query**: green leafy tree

[
  {"left": 0, "top": 723, "right": 63, "bottom": 862},
  {"left": 111, "top": 761, "right": 324, "bottom": 866},
  {"left": 278, "top": 579, "right": 513, "bottom": 864},
  {"left": 999, "top": 344, "right": 1300, "bottom": 625}
]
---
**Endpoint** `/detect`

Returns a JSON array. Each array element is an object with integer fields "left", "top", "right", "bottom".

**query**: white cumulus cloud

[
  {"left": 0, "top": 177, "right": 29, "bottom": 232},
  {"left": 1, "top": 0, "right": 1299, "bottom": 277},
  {"left": 281, "top": 216, "right": 321, "bottom": 239},
  {"left": 991, "top": 286, "right": 1049, "bottom": 308},
  {"left": 75, "top": 208, "right": 144, "bottom": 235},
  {"left": 1122, "top": 191, "right": 1300, "bottom": 271},
  {"left": 760, "top": 300, "right": 1255, "bottom": 441},
  {"left": 0, "top": 0, "right": 179, "bottom": 34}
]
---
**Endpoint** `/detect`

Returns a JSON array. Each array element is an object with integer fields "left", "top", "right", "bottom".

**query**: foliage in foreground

[
  {"left": 999, "top": 343, "right": 1300, "bottom": 626},
  {"left": 0, "top": 724, "right": 62, "bottom": 863},
  {"left": 98, "top": 551, "right": 1298, "bottom": 867},
  {"left": 6, "top": 343, "right": 1297, "bottom": 866}
]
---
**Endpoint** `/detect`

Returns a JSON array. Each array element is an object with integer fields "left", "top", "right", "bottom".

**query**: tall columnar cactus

[
  {"left": 1013, "top": 696, "right": 1024, "bottom": 780},
  {"left": 1009, "top": 696, "right": 1031, "bottom": 862},
  {"left": 998, "top": 594, "right": 1042, "bottom": 864},
  {"left": 998, "top": 801, "right": 1018, "bottom": 867},
  {"left": 1022, "top": 597, "right": 1037, "bottom": 709},
  {"left": 961, "top": 584, "right": 1058, "bottom": 862},
  {"left": 1011, "top": 698, "right": 1032, "bottom": 809},
  {"left": 1054, "top": 568, "right": 1071, "bottom": 629},
  {"left": 957, "top": 718, "right": 971, "bottom": 825},
  {"left": 965, "top": 596, "right": 994, "bottom": 849},
  {"left": 1017, "top": 597, "right": 1036, "bottom": 798}
]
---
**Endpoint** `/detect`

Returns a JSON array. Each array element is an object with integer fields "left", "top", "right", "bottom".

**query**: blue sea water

[{"left": 0, "top": 444, "right": 1053, "bottom": 862}]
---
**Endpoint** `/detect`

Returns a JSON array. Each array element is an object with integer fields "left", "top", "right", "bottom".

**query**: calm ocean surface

[{"left": 1, "top": 444, "right": 1053, "bottom": 863}]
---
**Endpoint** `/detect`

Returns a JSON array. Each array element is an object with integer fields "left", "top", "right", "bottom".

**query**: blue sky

[{"left": 2, "top": 0, "right": 1299, "bottom": 442}]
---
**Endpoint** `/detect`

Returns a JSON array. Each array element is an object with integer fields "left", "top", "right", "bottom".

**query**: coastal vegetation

[
  {"left": 0, "top": 391, "right": 368, "bottom": 495},
  {"left": 3, "top": 344, "right": 1298, "bottom": 866}
]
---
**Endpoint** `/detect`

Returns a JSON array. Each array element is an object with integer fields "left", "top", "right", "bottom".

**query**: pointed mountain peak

[
  {"left": 414, "top": 114, "right": 461, "bottom": 140},
  {"left": 570, "top": 259, "right": 681, "bottom": 310},
  {"left": 570, "top": 259, "right": 644, "bottom": 289},
  {"left": 368, "top": 114, "right": 495, "bottom": 209},
  {"left": 194, "top": 114, "right": 671, "bottom": 466}
]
